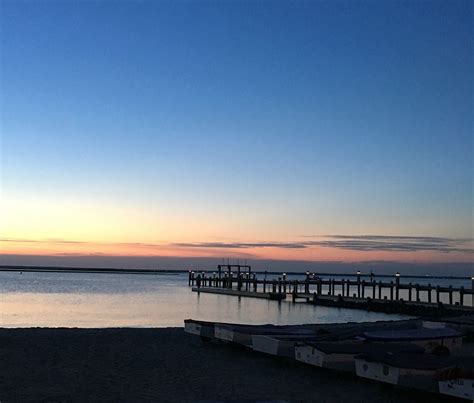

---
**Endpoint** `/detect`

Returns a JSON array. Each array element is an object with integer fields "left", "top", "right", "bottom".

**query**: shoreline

[
  {"left": 0, "top": 327, "right": 458, "bottom": 402},
  {"left": 0, "top": 265, "right": 471, "bottom": 280}
]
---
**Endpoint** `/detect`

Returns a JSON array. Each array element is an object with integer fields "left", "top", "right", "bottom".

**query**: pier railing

[{"left": 189, "top": 269, "right": 474, "bottom": 307}]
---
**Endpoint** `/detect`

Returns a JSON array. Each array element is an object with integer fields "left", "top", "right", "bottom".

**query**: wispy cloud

[
  {"left": 172, "top": 242, "right": 307, "bottom": 249},
  {"left": 0, "top": 238, "right": 165, "bottom": 248},
  {"left": 1, "top": 235, "right": 472, "bottom": 254},
  {"left": 173, "top": 235, "right": 473, "bottom": 253},
  {"left": 307, "top": 235, "right": 473, "bottom": 253}
]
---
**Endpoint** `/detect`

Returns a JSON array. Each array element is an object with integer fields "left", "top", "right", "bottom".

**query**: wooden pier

[
  {"left": 189, "top": 265, "right": 474, "bottom": 316},
  {"left": 191, "top": 287, "right": 286, "bottom": 300}
]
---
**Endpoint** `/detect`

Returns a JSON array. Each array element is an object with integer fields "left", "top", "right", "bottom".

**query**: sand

[{"left": 0, "top": 328, "right": 458, "bottom": 402}]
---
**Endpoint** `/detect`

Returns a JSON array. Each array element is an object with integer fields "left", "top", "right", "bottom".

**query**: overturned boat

[
  {"left": 185, "top": 319, "right": 325, "bottom": 344},
  {"left": 295, "top": 341, "right": 423, "bottom": 372},
  {"left": 184, "top": 319, "right": 230, "bottom": 339},
  {"left": 250, "top": 319, "right": 421, "bottom": 357},
  {"left": 363, "top": 327, "right": 462, "bottom": 353},
  {"left": 355, "top": 351, "right": 456, "bottom": 391},
  {"left": 214, "top": 322, "right": 324, "bottom": 346},
  {"left": 437, "top": 360, "right": 474, "bottom": 401}
]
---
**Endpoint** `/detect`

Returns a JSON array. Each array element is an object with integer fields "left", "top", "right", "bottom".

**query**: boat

[
  {"left": 184, "top": 319, "right": 232, "bottom": 339},
  {"left": 355, "top": 351, "right": 455, "bottom": 391},
  {"left": 214, "top": 323, "right": 323, "bottom": 346},
  {"left": 250, "top": 319, "right": 422, "bottom": 357},
  {"left": 295, "top": 341, "right": 423, "bottom": 372},
  {"left": 362, "top": 327, "right": 462, "bottom": 353},
  {"left": 441, "top": 314, "right": 474, "bottom": 334},
  {"left": 252, "top": 334, "right": 328, "bottom": 357},
  {"left": 438, "top": 360, "right": 474, "bottom": 401},
  {"left": 188, "top": 318, "right": 421, "bottom": 348},
  {"left": 185, "top": 319, "right": 309, "bottom": 342}
]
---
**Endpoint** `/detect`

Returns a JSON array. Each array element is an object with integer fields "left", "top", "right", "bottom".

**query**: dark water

[{"left": 0, "top": 271, "right": 416, "bottom": 328}]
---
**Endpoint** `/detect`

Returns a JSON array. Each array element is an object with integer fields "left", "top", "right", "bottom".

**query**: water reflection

[{"left": 1, "top": 271, "right": 413, "bottom": 328}]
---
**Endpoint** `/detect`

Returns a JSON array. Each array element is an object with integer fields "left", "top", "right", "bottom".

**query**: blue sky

[{"left": 1, "top": 0, "right": 472, "bottom": 264}]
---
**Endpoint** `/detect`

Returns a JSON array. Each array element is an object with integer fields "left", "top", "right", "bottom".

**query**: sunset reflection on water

[{"left": 0, "top": 271, "right": 410, "bottom": 327}]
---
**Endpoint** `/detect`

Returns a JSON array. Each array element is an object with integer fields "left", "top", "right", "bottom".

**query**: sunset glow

[{"left": 1, "top": 1, "right": 472, "bottom": 270}]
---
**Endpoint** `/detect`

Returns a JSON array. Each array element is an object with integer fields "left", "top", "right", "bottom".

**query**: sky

[{"left": 0, "top": 0, "right": 472, "bottom": 271}]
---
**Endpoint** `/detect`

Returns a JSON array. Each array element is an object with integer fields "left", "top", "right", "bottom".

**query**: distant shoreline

[{"left": 0, "top": 265, "right": 471, "bottom": 280}]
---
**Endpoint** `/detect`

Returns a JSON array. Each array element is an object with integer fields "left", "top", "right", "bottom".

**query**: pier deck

[
  {"left": 192, "top": 287, "right": 286, "bottom": 300},
  {"left": 189, "top": 264, "right": 474, "bottom": 317}
]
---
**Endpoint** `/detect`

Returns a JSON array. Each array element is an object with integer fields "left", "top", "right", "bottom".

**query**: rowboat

[
  {"left": 252, "top": 334, "right": 326, "bottom": 357},
  {"left": 363, "top": 327, "right": 462, "bottom": 353},
  {"left": 184, "top": 319, "right": 230, "bottom": 339},
  {"left": 441, "top": 314, "right": 474, "bottom": 334},
  {"left": 187, "top": 318, "right": 421, "bottom": 348},
  {"left": 250, "top": 319, "right": 421, "bottom": 357},
  {"left": 214, "top": 323, "right": 322, "bottom": 346},
  {"left": 295, "top": 342, "right": 424, "bottom": 372},
  {"left": 355, "top": 352, "right": 455, "bottom": 391},
  {"left": 439, "top": 377, "right": 474, "bottom": 401},
  {"left": 438, "top": 360, "right": 474, "bottom": 401},
  {"left": 185, "top": 319, "right": 316, "bottom": 343}
]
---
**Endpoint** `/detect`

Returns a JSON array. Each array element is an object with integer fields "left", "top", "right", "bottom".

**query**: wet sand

[{"left": 0, "top": 328, "right": 458, "bottom": 402}]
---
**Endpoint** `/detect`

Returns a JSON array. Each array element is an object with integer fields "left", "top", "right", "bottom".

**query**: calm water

[{"left": 0, "top": 271, "right": 417, "bottom": 328}]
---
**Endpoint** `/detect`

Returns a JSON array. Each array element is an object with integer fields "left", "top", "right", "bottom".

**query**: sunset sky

[{"left": 1, "top": 1, "right": 472, "bottom": 268}]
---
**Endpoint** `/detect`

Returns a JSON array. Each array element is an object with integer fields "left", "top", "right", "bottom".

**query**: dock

[
  {"left": 191, "top": 287, "right": 286, "bottom": 300},
  {"left": 190, "top": 264, "right": 474, "bottom": 317}
]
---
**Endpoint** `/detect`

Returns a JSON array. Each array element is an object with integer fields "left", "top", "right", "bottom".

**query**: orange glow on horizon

[{"left": 1, "top": 238, "right": 472, "bottom": 264}]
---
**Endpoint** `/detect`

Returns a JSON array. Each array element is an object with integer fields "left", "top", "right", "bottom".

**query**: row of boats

[{"left": 184, "top": 316, "right": 474, "bottom": 401}]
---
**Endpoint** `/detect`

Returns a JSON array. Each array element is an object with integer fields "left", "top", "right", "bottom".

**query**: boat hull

[
  {"left": 439, "top": 378, "right": 474, "bottom": 400},
  {"left": 184, "top": 319, "right": 224, "bottom": 339},
  {"left": 355, "top": 357, "right": 451, "bottom": 392},
  {"left": 295, "top": 345, "right": 356, "bottom": 372}
]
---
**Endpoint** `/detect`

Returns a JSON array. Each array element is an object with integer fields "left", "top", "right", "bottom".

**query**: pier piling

[{"left": 189, "top": 265, "right": 474, "bottom": 315}]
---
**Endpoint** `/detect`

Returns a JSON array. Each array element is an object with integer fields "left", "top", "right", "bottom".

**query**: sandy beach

[{"left": 0, "top": 328, "right": 459, "bottom": 402}]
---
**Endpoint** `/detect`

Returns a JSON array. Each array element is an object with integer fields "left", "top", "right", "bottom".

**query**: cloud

[
  {"left": 0, "top": 238, "right": 43, "bottom": 243},
  {"left": 0, "top": 238, "right": 164, "bottom": 249},
  {"left": 1, "top": 235, "right": 472, "bottom": 254},
  {"left": 172, "top": 242, "right": 307, "bottom": 249},
  {"left": 311, "top": 235, "right": 473, "bottom": 253},
  {"left": 172, "top": 235, "right": 473, "bottom": 253}
]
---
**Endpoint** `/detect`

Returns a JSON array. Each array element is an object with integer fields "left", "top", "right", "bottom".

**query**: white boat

[
  {"left": 252, "top": 334, "right": 324, "bottom": 357},
  {"left": 355, "top": 352, "right": 455, "bottom": 391},
  {"left": 251, "top": 319, "right": 421, "bottom": 357},
  {"left": 438, "top": 362, "right": 474, "bottom": 401},
  {"left": 439, "top": 378, "right": 474, "bottom": 400},
  {"left": 184, "top": 319, "right": 230, "bottom": 339},
  {"left": 442, "top": 314, "right": 474, "bottom": 334},
  {"left": 363, "top": 327, "right": 462, "bottom": 353},
  {"left": 295, "top": 342, "right": 423, "bottom": 372},
  {"left": 214, "top": 323, "right": 322, "bottom": 346},
  {"left": 194, "top": 318, "right": 420, "bottom": 347}
]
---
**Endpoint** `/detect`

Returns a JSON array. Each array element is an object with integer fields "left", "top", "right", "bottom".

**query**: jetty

[{"left": 189, "top": 264, "right": 474, "bottom": 316}]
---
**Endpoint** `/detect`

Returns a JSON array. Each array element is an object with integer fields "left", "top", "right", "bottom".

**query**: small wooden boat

[
  {"left": 355, "top": 352, "right": 455, "bottom": 391},
  {"left": 363, "top": 327, "right": 462, "bottom": 353},
  {"left": 295, "top": 342, "right": 423, "bottom": 372}
]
